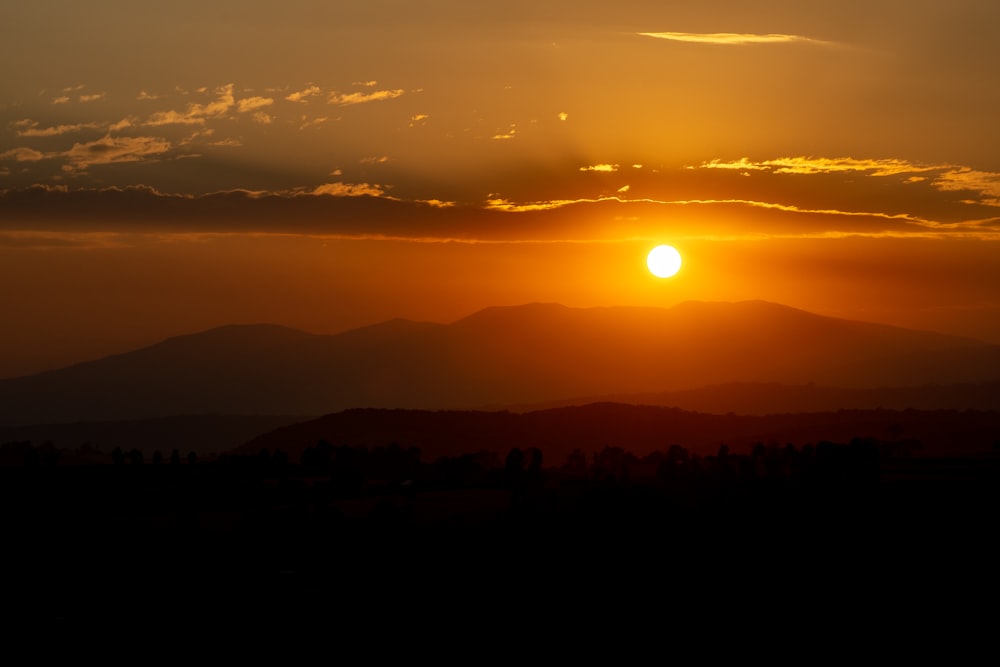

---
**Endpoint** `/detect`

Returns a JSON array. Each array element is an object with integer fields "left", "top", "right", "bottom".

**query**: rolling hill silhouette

[
  {"left": 237, "top": 402, "right": 1000, "bottom": 461},
  {"left": 1, "top": 300, "right": 997, "bottom": 426}
]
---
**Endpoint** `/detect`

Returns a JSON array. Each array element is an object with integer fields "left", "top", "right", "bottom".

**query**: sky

[{"left": 2, "top": 0, "right": 1000, "bottom": 378}]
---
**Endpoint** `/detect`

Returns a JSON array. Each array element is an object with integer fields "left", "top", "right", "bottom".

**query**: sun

[{"left": 647, "top": 245, "right": 682, "bottom": 278}]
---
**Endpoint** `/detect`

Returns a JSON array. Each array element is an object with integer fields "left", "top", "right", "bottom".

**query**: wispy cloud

[
  {"left": 492, "top": 124, "right": 517, "bottom": 140},
  {"left": 0, "top": 147, "right": 47, "bottom": 162},
  {"left": 14, "top": 120, "right": 101, "bottom": 137},
  {"left": 697, "top": 156, "right": 938, "bottom": 177},
  {"left": 79, "top": 93, "right": 106, "bottom": 103},
  {"left": 360, "top": 156, "right": 389, "bottom": 165},
  {"left": 311, "top": 182, "right": 385, "bottom": 197},
  {"left": 52, "top": 96, "right": 70, "bottom": 105},
  {"left": 639, "top": 32, "right": 829, "bottom": 45},
  {"left": 934, "top": 168, "right": 1000, "bottom": 206},
  {"left": 144, "top": 84, "right": 235, "bottom": 126},
  {"left": 62, "top": 134, "right": 172, "bottom": 171},
  {"left": 285, "top": 85, "right": 322, "bottom": 103},
  {"left": 236, "top": 96, "right": 273, "bottom": 113},
  {"left": 695, "top": 156, "right": 1000, "bottom": 208},
  {"left": 209, "top": 137, "right": 243, "bottom": 147},
  {"left": 579, "top": 164, "right": 618, "bottom": 172},
  {"left": 328, "top": 89, "right": 404, "bottom": 106},
  {"left": 299, "top": 116, "right": 330, "bottom": 129}
]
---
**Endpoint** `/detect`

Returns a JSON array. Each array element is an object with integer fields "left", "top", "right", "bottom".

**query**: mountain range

[{"left": 1, "top": 300, "right": 997, "bottom": 427}]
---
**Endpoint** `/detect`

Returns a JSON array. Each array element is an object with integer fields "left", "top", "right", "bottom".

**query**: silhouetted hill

[
  {"left": 0, "top": 301, "right": 997, "bottom": 425},
  {"left": 500, "top": 381, "right": 1000, "bottom": 414},
  {"left": 0, "top": 414, "right": 311, "bottom": 460},
  {"left": 239, "top": 403, "right": 1000, "bottom": 462}
]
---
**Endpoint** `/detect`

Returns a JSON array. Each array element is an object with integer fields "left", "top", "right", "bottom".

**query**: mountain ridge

[{"left": 0, "top": 300, "right": 996, "bottom": 426}]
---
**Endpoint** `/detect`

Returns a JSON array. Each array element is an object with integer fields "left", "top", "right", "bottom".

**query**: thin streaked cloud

[
  {"left": 236, "top": 96, "right": 273, "bottom": 113},
  {"left": 144, "top": 84, "right": 235, "bottom": 126},
  {"left": 328, "top": 89, "right": 404, "bottom": 106},
  {"left": 62, "top": 134, "right": 172, "bottom": 171},
  {"left": 311, "top": 182, "right": 386, "bottom": 197},
  {"left": 14, "top": 120, "right": 101, "bottom": 137},
  {"left": 285, "top": 85, "right": 322, "bottom": 103},
  {"left": 0, "top": 147, "right": 47, "bottom": 162},
  {"left": 934, "top": 168, "right": 1000, "bottom": 206},
  {"left": 695, "top": 156, "right": 1000, "bottom": 208},
  {"left": 697, "top": 156, "right": 939, "bottom": 177},
  {"left": 491, "top": 125, "right": 517, "bottom": 140},
  {"left": 638, "top": 32, "right": 830, "bottom": 46}
]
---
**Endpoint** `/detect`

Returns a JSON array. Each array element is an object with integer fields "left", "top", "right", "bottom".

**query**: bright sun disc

[{"left": 647, "top": 245, "right": 682, "bottom": 278}]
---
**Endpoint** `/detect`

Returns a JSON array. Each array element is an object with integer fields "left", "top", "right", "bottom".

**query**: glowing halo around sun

[{"left": 647, "top": 245, "right": 682, "bottom": 278}]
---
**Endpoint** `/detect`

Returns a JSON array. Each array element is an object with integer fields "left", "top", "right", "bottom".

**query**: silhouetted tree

[
  {"left": 563, "top": 448, "right": 587, "bottom": 472},
  {"left": 504, "top": 447, "right": 526, "bottom": 487},
  {"left": 525, "top": 447, "right": 544, "bottom": 490}
]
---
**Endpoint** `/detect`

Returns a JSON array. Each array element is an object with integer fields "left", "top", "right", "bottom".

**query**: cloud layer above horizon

[{"left": 2, "top": 0, "right": 1000, "bottom": 376}]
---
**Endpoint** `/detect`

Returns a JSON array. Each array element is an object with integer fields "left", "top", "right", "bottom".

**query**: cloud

[
  {"left": 236, "top": 96, "right": 273, "bottom": 113},
  {"left": 109, "top": 118, "right": 134, "bottom": 131},
  {"left": 328, "top": 89, "right": 404, "bottom": 106},
  {"left": 360, "top": 156, "right": 389, "bottom": 165},
  {"left": 137, "top": 91, "right": 160, "bottom": 101},
  {"left": 694, "top": 156, "right": 1000, "bottom": 208},
  {"left": 52, "top": 96, "right": 70, "bottom": 105},
  {"left": 557, "top": 112, "right": 568, "bottom": 121},
  {"left": 492, "top": 125, "right": 517, "bottom": 140},
  {"left": 144, "top": 84, "right": 235, "bottom": 126},
  {"left": 62, "top": 134, "right": 172, "bottom": 171},
  {"left": 0, "top": 147, "right": 47, "bottom": 162},
  {"left": 145, "top": 109, "right": 205, "bottom": 126},
  {"left": 285, "top": 85, "right": 322, "bottom": 103},
  {"left": 638, "top": 32, "right": 829, "bottom": 45},
  {"left": 353, "top": 80, "right": 378, "bottom": 87},
  {"left": 311, "top": 182, "right": 385, "bottom": 197},
  {"left": 484, "top": 196, "right": 583, "bottom": 212},
  {"left": 14, "top": 120, "right": 101, "bottom": 137},
  {"left": 298, "top": 115, "right": 331, "bottom": 129},
  {"left": 409, "top": 114, "right": 429, "bottom": 127},
  {"left": 934, "top": 168, "right": 1000, "bottom": 206},
  {"left": 579, "top": 164, "right": 619, "bottom": 172},
  {"left": 617, "top": 185, "right": 630, "bottom": 193},
  {"left": 697, "top": 156, "right": 937, "bottom": 177},
  {"left": 79, "top": 93, "right": 106, "bottom": 103}
]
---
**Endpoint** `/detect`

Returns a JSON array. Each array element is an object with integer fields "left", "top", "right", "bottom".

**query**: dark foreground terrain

[{"left": 5, "top": 436, "right": 1000, "bottom": 623}]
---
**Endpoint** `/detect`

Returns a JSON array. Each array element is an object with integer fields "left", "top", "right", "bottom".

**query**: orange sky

[{"left": 2, "top": 1, "right": 999, "bottom": 377}]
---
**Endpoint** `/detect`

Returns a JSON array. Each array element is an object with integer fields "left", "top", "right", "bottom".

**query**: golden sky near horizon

[{"left": 1, "top": 1, "right": 1000, "bottom": 377}]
